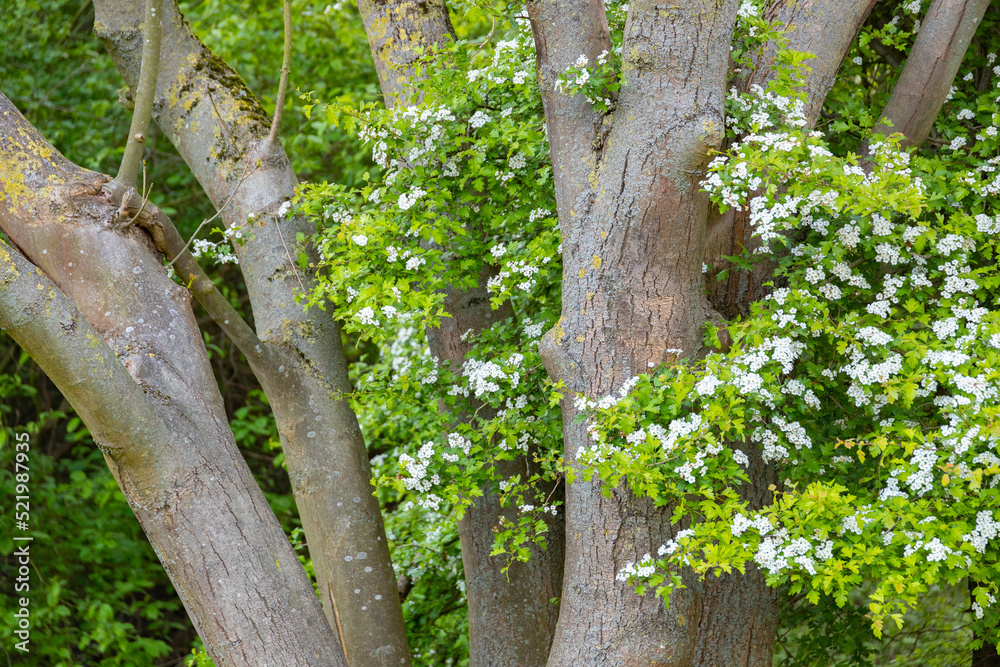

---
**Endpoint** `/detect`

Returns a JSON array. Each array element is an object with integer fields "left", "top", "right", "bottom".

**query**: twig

[
  {"left": 267, "top": 0, "right": 293, "bottom": 145},
  {"left": 275, "top": 217, "right": 307, "bottom": 294},
  {"left": 327, "top": 583, "right": 352, "bottom": 667},
  {"left": 115, "top": 0, "right": 163, "bottom": 187},
  {"left": 126, "top": 163, "right": 153, "bottom": 226},
  {"left": 541, "top": 474, "right": 563, "bottom": 507},
  {"left": 207, "top": 87, "right": 236, "bottom": 148},
  {"left": 129, "top": 200, "right": 268, "bottom": 370},
  {"left": 165, "top": 148, "right": 258, "bottom": 269},
  {"left": 470, "top": 14, "right": 497, "bottom": 59}
]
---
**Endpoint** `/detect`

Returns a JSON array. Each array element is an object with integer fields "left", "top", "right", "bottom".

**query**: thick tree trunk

[
  {"left": 531, "top": 1, "right": 780, "bottom": 664},
  {"left": 0, "top": 94, "right": 345, "bottom": 666},
  {"left": 92, "top": 2, "right": 412, "bottom": 663},
  {"left": 354, "top": 0, "right": 567, "bottom": 656}
]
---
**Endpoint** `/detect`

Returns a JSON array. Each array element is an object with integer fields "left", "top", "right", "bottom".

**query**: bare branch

[
  {"left": 115, "top": 0, "right": 162, "bottom": 187},
  {"left": 874, "top": 0, "right": 991, "bottom": 149},
  {"left": 267, "top": 0, "right": 292, "bottom": 145},
  {"left": 164, "top": 148, "right": 258, "bottom": 269}
]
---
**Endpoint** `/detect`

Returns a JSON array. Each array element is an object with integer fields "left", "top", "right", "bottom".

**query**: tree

[{"left": 3, "top": 0, "right": 1000, "bottom": 665}]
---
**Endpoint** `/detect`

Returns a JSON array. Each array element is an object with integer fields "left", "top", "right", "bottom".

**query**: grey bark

[
  {"left": 357, "top": 0, "right": 456, "bottom": 107},
  {"left": 92, "top": 2, "right": 412, "bottom": 663},
  {"left": 530, "top": 1, "right": 783, "bottom": 664},
  {"left": 873, "top": 0, "right": 991, "bottom": 150},
  {"left": 355, "top": 0, "right": 566, "bottom": 660},
  {"left": 0, "top": 93, "right": 345, "bottom": 667}
]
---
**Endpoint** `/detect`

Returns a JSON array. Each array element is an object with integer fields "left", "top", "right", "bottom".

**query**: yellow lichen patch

[
  {"left": 591, "top": 255, "right": 602, "bottom": 270},
  {"left": 0, "top": 156, "right": 30, "bottom": 212},
  {"left": 549, "top": 316, "right": 566, "bottom": 345},
  {"left": 578, "top": 267, "right": 586, "bottom": 278},
  {"left": 167, "top": 70, "right": 190, "bottom": 111},
  {"left": 0, "top": 243, "right": 20, "bottom": 282},
  {"left": 1, "top": 123, "right": 62, "bottom": 213}
]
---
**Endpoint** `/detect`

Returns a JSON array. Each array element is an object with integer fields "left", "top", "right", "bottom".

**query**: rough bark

[
  {"left": 356, "top": 0, "right": 456, "bottom": 107},
  {"left": 531, "top": 1, "right": 781, "bottom": 664},
  {"left": 526, "top": 0, "right": 611, "bottom": 232},
  {"left": 872, "top": 0, "right": 991, "bottom": 150},
  {"left": 704, "top": 0, "right": 877, "bottom": 318},
  {"left": 92, "top": 2, "right": 411, "bottom": 663},
  {"left": 355, "top": 0, "right": 566, "bottom": 659},
  {"left": 0, "top": 93, "right": 345, "bottom": 667}
]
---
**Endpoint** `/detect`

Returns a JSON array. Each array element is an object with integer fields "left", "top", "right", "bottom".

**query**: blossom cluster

[{"left": 580, "top": 65, "right": 1000, "bottom": 637}]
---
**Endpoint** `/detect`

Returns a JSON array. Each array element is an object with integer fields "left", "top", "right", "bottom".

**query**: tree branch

[
  {"left": 526, "top": 0, "right": 610, "bottom": 234},
  {"left": 266, "top": 0, "right": 292, "bottom": 146},
  {"left": 356, "top": 0, "right": 456, "bottom": 107},
  {"left": 874, "top": 0, "right": 990, "bottom": 149},
  {"left": 0, "top": 90, "right": 347, "bottom": 667},
  {"left": 94, "top": 4, "right": 417, "bottom": 660},
  {"left": 131, "top": 200, "right": 269, "bottom": 371},
  {"left": 0, "top": 243, "right": 167, "bottom": 469},
  {"left": 115, "top": 0, "right": 162, "bottom": 187},
  {"left": 759, "top": 0, "right": 878, "bottom": 124}
]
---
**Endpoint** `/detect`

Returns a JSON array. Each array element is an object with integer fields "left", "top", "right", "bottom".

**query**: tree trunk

[
  {"left": 427, "top": 274, "right": 565, "bottom": 667},
  {"left": 357, "top": 0, "right": 455, "bottom": 106},
  {"left": 92, "top": 2, "right": 412, "bottom": 663},
  {"left": 530, "top": 1, "right": 781, "bottom": 664},
  {"left": 0, "top": 93, "right": 345, "bottom": 667},
  {"left": 355, "top": 0, "right": 568, "bottom": 656}
]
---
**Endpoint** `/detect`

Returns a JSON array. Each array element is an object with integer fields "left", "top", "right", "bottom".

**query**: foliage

[
  {"left": 296, "top": 0, "right": 1000, "bottom": 660},
  {"left": 580, "top": 4, "right": 1000, "bottom": 651},
  {"left": 297, "top": 7, "right": 565, "bottom": 568},
  {"left": 6, "top": 0, "right": 1000, "bottom": 663}
]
